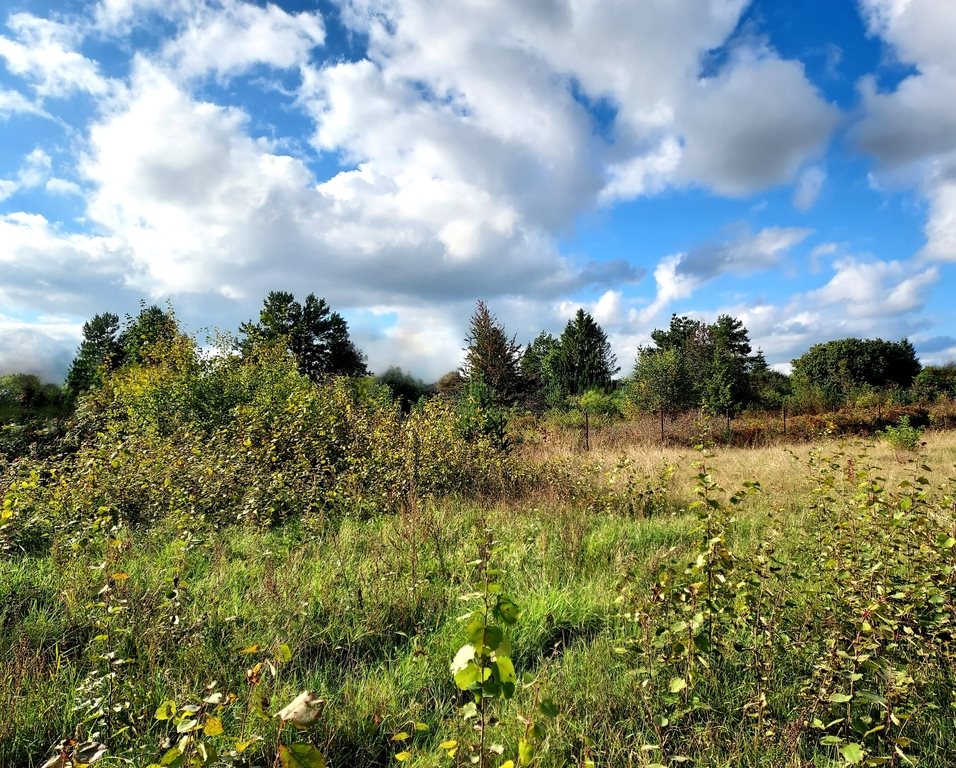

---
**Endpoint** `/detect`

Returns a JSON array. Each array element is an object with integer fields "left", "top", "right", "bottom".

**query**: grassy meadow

[{"left": 4, "top": 420, "right": 956, "bottom": 767}]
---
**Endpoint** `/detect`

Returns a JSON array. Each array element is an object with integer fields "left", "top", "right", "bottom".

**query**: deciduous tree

[
  {"left": 791, "top": 337, "right": 920, "bottom": 408},
  {"left": 520, "top": 331, "right": 560, "bottom": 409},
  {"left": 120, "top": 304, "right": 179, "bottom": 365},
  {"left": 631, "top": 346, "right": 689, "bottom": 442}
]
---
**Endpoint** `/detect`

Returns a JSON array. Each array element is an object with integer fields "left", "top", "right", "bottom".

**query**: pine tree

[
  {"left": 549, "top": 309, "right": 619, "bottom": 401},
  {"left": 65, "top": 312, "right": 123, "bottom": 398},
  {"left": 240, "top": 291, "right": 367, "bottom": 382},
  {"left": 461, "top": 300, "right": 523, "bottom": 405},
  {"left": 703, "top": 314, "right": 753, "bottom": 415},
  {"left": 520, "top": 331, "right": 560, "bottom": 409}
]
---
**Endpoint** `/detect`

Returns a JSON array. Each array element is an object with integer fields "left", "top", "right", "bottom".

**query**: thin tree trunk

[{"left": 660, "top": 408, "right": 665, "bottom": 445}]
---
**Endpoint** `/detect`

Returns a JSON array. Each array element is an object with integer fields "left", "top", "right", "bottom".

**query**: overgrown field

[{"left": 2, "top": 348, "right": 955, "bottom": 767}]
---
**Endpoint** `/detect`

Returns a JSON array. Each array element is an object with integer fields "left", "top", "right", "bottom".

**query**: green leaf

[
  {"left": 476, "top": 625, "right": 503, "bottom": 651},
  {"left": 495, "top": 596, "right": 521, "bottom": 625},
  {"left": 454, "top": 660, "right": 481, "bottom": 691},
  {"left": 829, "top": 693, "right": 852, "bottom": 704},
  {"left": 276, "top": 643, "right": 293, "bottom": 663},
  {"left": 250, "top": 686, "right": 270, "bottom": 720},
  {"left": 668, "top": 677, "right": 687, "bottom": 694},
  {"left": 495, "top": 655, "right": 517, "bottom": 698},
  {"left": 195, "top": 743, "right": 218, "bottom": 766},
  {"left": 450, "top": 644, "right": 475, "bottom": 674},
  {"left": 856, "top": 690, "right": 886, "bottom": 706},
  {"left": 539, "top": 698, "right": 559, "bottom": 718},
  {"left": 840, "top": 743, "right": 864, "bottom": 764},
  {"left": 159, "top": 748, "right": 183, "bottom": 767},
  {"left": 278, "top": 743, "right": 327, "bottom": 768},
  {"left": 464, "top": 617, "right": 484, "bottom": 645}
]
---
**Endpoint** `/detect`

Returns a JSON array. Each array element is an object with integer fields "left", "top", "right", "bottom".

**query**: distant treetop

[{"left": 240, "top": 291, "right": 367, "bottom": 381}]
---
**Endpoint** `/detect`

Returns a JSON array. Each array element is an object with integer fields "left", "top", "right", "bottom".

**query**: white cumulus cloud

[
  {"left": 0, "top": 13, "right": 110, "bottom": 98},
  {"left": 163, "top": 0, "right": 325, "bottom": 79},
  {"left": 855, "top": 0, "right": 956, "bottom": 262}
]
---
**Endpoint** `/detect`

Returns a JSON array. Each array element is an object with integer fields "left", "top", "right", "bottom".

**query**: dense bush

[{"left": 1, "top": 337, "right": 512, "bottom": 554}]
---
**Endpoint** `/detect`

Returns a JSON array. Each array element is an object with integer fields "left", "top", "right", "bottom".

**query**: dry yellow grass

[{"left": 520, "top": 427, "right": 956, "bottom": 501}]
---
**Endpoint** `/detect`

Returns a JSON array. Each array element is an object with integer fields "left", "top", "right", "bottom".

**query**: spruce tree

[
  {"left": 549, "top": 309, "right": 618, "bottom": 401},
  {"left": 461, "top": 300, "right": 523, "bottom": 405}
]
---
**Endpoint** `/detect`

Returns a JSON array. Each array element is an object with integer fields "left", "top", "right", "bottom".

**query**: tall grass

[{"left": 3, "top": 432, "right": 955, "bottom": 766}]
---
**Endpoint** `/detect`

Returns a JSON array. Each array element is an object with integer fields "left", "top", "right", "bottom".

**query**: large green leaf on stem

[{"left": 278, "top": 743, "right": 326, "bottom": 768}]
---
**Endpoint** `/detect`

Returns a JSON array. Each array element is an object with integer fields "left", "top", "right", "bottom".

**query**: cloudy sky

[{"left": 1, "top": 0, "right": 955, "bottom": 382}]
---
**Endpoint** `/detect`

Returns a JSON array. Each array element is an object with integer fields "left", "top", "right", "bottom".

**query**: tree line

[
  {"left": 4, "top": 292, "right": 955, "bottom": 434},
  {"left": 453, "top": 301, "right": 947, "bottom": 423}
]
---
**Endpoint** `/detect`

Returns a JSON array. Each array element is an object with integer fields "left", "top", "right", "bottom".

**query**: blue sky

[{"left": 1, "top": 0, "right": 955, "bottom": 381}]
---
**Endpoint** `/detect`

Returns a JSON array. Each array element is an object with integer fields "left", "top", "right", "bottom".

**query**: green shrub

[
  {"left": 881, "top": 415, "right": 923, "bottom": 453},
  {"left": 0, "top": 336, "right": 515, "bottom": 552},
  {"left": 577, "top": 388, "right": 624, "bottom": 420}
]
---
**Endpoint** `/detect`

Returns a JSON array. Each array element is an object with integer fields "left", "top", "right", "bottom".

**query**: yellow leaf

[
  {"left": 395, "top": 751, "right": 412, "bottom": 761},
  {"left": 240, "top": 644, "right": 260, "bottom": 654},
  {"left": 203, "top": 716, "right": 224, "bottom": 737}
]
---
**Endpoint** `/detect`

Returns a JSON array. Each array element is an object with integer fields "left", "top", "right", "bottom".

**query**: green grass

[{"left": 3, "top": 437, "right": 956, "bottom": 767}]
